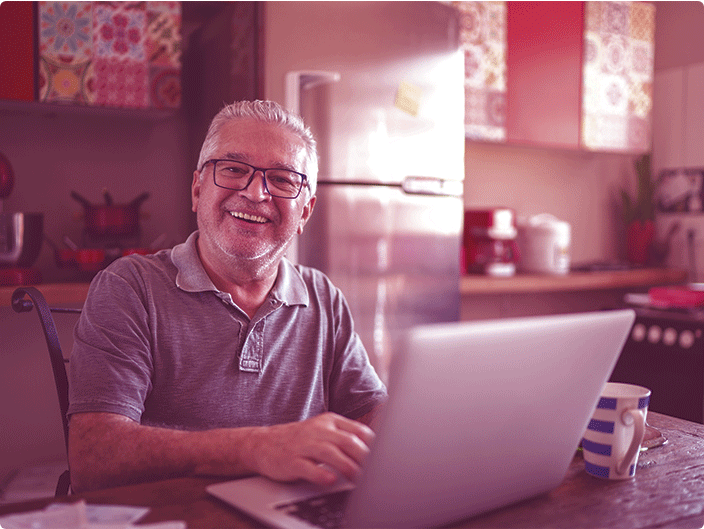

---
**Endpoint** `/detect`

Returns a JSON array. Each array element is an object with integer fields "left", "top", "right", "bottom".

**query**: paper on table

[{"left": 0, "top": 500, "right": 186, "bottom": 529}]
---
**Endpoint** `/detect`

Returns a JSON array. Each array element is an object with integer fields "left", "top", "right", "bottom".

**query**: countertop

[
  {"left": 1, "top": 283, "right": 90, "bottom": 307},
  {"left": 0, "top": 268, "right": 689, "bottom": 307},
  {"left": 460, "top": 267, "right": 688, "bottom": 294}
]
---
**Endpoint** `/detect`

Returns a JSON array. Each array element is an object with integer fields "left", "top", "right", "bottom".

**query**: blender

[{"left": 0, "top": 150, "right": 44, "bottom": 286}]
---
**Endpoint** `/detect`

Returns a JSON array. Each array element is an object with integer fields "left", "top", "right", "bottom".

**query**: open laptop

[{"left": 207, "top": 309, "right": 635, "bottom": 528}]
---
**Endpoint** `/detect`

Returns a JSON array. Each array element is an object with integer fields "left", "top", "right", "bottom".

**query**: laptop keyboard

[{"left": 276, "top": 489, "right": 352, "bottom": 529}]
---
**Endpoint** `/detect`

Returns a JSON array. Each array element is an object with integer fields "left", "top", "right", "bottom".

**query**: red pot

[{"left": 71, "top": 191, "right": 149, "bottom": 237}]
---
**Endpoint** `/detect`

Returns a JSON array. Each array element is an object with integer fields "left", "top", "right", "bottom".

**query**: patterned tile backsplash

[
  {"left": 581, "top": 1, "right": 655, "bottom": 152},
  {"left": 454, "top": 1, "right": 507, "bottom": 142},
  {"left": 38, "top": 1, "right": 182, "bottom": 110}
]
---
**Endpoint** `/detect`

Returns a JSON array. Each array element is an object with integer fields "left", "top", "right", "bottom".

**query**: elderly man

[{"left": 67, "top": 100, "right": 387, "bottom": 493}]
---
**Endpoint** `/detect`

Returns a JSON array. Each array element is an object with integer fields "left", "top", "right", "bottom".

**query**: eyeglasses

[{"left": 201, "top": 159, "right": 308, "bottom": 199}]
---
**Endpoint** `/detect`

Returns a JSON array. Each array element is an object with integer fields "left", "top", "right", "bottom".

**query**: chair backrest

[{"left": 12, "top": 286, "right": 81, "bottom": 496}]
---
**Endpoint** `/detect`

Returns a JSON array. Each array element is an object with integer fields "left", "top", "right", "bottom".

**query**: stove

[{"left": 610, "top": 306, "right": 704, "bottom": 423}]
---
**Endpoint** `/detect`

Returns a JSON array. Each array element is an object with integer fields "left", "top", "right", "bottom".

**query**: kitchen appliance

[
  {"left": 610, "top": 306, "right": 704, "bottom": 424},
  {"left": 0, "top": 151, "right": 43, "bottom": 286},
  {"left": 516, "top": 214, "right": 571, "bottom": 274},
  {"left": 268, "top": 3, "right": 465, "bottom": 382},
  {"left": 463, "top": 208, "right": 519, "bottom": 277}
]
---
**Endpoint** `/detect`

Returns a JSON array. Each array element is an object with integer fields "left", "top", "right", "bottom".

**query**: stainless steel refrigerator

[{"left": 265, "top": 2, "right": 466, "bottom": 382}]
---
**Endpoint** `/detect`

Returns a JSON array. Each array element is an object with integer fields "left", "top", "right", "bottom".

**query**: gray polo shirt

[{"left": 68, "top": 231, "right": 387, "bottom": 430}]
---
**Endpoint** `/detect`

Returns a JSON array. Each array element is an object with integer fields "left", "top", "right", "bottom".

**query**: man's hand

[{"left": 244, "top": 412, "right": 376, "bottom": 486}]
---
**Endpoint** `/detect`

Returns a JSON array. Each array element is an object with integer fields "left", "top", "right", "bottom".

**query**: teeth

[{"left": 230, "top": 211, "right": 267, "bottom": 223}]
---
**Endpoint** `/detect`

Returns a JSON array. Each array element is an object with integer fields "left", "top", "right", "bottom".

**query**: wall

[
  {"left": 653, "top": 1, "right": 704, "bottom": 71},
  {"left": 464, "top": 142, "right": 637, "bottom": 264},
  {"left": 0, "top": 108, "right": 194, "bottom": 283}
]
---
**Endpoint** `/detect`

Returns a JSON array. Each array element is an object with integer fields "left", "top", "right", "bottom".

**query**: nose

[{"left": 239, "top": 170, "right": 271, "bottom": 201}]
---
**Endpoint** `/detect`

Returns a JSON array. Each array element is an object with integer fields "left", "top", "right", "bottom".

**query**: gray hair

[{"left": 197, "top": 100, "right": 318, "bottom": 197}]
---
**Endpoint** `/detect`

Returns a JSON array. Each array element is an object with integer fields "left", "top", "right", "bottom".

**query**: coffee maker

[
  {"left": 463, "top": 208, "right": 519, "bottom": 277},
  {"left": 0, "top": 151, "right": 44, "bottom": 286}
]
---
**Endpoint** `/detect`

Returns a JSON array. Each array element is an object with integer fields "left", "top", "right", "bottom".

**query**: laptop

[{"left": 207, "top": 309, "right": 635, "bottom": 529}]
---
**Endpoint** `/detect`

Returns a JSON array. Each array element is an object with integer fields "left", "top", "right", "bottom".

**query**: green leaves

[{"left": 621, "top": 154, "right": 657, "bottom": 224}]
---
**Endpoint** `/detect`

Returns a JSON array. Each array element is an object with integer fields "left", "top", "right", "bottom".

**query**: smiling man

[{"left": 66, "top": 101, "right": 387, "bottom": 493}]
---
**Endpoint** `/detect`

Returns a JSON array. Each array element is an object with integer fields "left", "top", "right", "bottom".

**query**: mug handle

[{"left": 615, "top": 408, "right": 646, "bottom": 475}]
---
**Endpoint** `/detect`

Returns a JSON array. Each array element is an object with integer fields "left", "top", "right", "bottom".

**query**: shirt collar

[{"left": 171, "top": 231, "right": 309, "bottom": 307}]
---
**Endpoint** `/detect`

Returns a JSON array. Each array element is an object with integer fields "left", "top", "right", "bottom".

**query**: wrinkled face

[{"left": 191, "top": 118, "right": 315, "bottom": 273}]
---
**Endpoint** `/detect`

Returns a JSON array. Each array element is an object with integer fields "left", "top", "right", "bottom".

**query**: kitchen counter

[
  {"left": 0, "top": 268, "right": 689, "bottom": 307},
  {"left": 0, "top": 283, "right": 90, "bottom": 307},
  {"left": 461, "top": 268, "right": 688, "bottom": 295}
]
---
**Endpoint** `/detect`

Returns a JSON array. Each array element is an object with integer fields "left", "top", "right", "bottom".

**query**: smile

[{"left": 230, "top": 211, "right": 268, "bottom": 224}]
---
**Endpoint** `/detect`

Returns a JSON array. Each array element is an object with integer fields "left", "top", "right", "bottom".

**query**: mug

[{"left": 582, "top": 382, "right": 651, "bottom": 479}]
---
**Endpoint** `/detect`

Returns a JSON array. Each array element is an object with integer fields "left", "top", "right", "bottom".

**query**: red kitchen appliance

[
  {"left": 0, "top": 151, "right": 43, "bottom": 286},
  {"left": 463, "top": 208, "right": 519, "bottom": 276}
]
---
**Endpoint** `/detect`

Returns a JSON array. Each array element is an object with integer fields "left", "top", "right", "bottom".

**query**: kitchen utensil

[{"left": 71, "top": 190, "right": 150, "bottom": 237}]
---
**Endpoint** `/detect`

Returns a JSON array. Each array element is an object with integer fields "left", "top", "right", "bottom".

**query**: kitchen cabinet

[
  {"left": 505, "top": 1, "right": 584, "bottom": 149},
  {"left": 460, "top": 1, "right": 655, "bottom": 153},
  {"left": 0, "top": 1, "right": 182, "bottom": 111},
  {"left": 653, "top": 61, "right": 704, "bottom": 171},
  {"left": 0, "top": 2, "right": 34, "bottom": 101}
]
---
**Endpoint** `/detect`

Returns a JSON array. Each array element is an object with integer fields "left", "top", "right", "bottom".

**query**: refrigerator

[
  {"left": 263, "top": 2, "right": 466, "bottom": 383},
  {"left": 190, "top": 1, "right": 464, "bottom": 381}
]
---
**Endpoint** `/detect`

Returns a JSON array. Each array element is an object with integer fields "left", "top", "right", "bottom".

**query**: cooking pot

[{"left": 71, "top": 191, "right": 149, "bottom": 237}]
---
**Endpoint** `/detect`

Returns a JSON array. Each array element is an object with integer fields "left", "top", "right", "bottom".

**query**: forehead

[{"left": 210, "top": 118, "right": 307, "bottom": 168}]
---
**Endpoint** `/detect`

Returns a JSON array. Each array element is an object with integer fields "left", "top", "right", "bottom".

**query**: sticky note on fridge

[{"left": 395, "top": 81, "right": 422, "bottom": 116}]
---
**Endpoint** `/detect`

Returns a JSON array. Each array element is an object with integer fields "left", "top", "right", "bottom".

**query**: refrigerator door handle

[
  {"left": 316, "top": 177, "right": 463, "bottom": 197},
  {"left": 401, "top": 176, "right": 463, "bottom": 197},
  {"left": 284, "top": 70, "right": 341, "bottom": 115}
]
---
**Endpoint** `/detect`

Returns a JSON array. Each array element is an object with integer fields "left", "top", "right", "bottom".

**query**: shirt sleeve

[
  {"left": 327, "top": 286, "right": 388, "bottom": 420},
  {"left": 67, "top": 264, "right": 153, "bottom": 422}
]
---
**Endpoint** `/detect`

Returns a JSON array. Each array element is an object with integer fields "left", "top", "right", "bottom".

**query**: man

[{"left": 67, "top": 100, "right": 387, "bottom": 493}]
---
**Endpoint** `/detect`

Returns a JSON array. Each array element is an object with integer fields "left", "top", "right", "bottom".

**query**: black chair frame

[{"left": 11, "top": 286, "right": 80, "bottom": 497}]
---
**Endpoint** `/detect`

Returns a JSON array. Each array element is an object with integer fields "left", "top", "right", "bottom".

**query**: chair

[{"left": 11, "top": 286, "right": 81, "bottom": 497}]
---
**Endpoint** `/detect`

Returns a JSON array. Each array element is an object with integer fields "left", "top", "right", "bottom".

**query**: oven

[{"left": 610, "top": 307, "right": 704, "bottom": 423}]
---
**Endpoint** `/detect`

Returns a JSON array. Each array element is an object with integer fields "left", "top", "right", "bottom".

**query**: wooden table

[{"left": 2, "top": 412, "right": 704, "bottom": 528}]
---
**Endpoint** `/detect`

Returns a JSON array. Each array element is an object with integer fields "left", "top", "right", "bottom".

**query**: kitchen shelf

[
  {"left": 460, "top": 268, "right": 688, "bottom": 295},
  {"left": 1, "top": 283, "right": 90, "bottom": 308},
  {"left": 0, "top": 99, "right": 178, "bottom": 121}
]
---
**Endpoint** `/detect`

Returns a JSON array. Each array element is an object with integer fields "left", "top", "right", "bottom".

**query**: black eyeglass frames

[{"left": 201, "top": 159, "right": 308, "bottom": 199}]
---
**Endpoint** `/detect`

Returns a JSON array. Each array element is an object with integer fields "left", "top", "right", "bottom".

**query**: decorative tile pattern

[
  {"left": 581, "top": 1, "right": 655, "bottom": 152},
  {"left": 454, "top": 1, "right": 507, "bottom": 141},
  {"left": 38, "top": 1, "right": 181, "bottom": 109}
]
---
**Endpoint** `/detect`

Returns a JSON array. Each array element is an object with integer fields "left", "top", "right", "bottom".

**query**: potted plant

[{"left": 620, "top": 154, "right": 657, "bottom": 265}]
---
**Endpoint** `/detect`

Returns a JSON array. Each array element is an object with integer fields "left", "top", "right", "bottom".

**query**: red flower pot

[{"left": 626, "top": 220, "right": 655, "bottom": 266}]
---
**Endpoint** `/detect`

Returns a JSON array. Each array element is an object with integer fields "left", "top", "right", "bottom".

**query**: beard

[{"left": 198, "top": 207, "right": 297, "bottom": 278}]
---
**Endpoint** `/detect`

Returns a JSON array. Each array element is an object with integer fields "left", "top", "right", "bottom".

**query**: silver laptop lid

[{"left": 345, "top": 309, "right": 635, "bottom": 528}]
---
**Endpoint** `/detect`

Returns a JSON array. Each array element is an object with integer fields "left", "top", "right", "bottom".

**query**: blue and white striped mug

[{"left": 582, "top": 382, "right": 651, "bottom": 480}]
